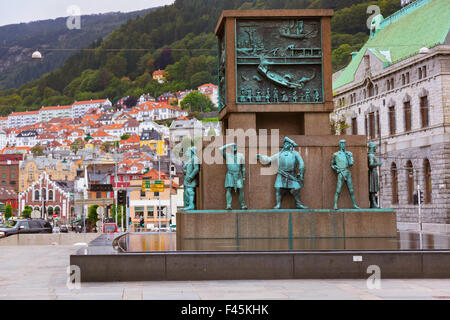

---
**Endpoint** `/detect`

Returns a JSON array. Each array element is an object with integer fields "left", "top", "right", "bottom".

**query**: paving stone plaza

[{"left": 0, "top": 245, "right": 449, "bottom": 300}]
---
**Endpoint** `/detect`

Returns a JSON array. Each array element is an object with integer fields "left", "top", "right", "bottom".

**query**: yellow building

[
  {"left": 128, "top": 171, "right": 182, "bottom": 231},
  {"left": 19, "top": 157, "right": 77, "bottom": 192}
]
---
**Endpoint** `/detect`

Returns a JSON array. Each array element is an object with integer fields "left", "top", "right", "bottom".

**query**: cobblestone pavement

[{"left": 0, "top": 245, "right": 449, "bottom": 300}]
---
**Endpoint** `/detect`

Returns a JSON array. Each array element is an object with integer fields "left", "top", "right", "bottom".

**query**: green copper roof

[{"left": 333, "top": 0, "right": 450, "bottom": 91}]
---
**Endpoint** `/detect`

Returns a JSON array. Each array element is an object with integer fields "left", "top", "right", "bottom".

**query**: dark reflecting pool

[{"left": 115, "top": 231, "right": 450, "bottom": 252}]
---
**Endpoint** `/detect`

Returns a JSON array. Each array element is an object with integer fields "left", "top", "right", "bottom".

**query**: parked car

[
  {"left": 0, "top": 219, "right": 52, "bottom": 238},
  {"left": 59, "top": 225, "right": 68, "bottom": 233}
]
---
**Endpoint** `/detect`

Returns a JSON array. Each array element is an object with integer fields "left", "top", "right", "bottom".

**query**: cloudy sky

[{"left": 0, "top": 0, "right": 175, "bottom": 26}]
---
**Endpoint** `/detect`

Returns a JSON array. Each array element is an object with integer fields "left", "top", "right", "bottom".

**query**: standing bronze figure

[
  {"left": 219, "top": 143, "right": 247, "bottom": 210},
  {"left": 332, "top": 139, "right": 360, "bottom": 209},
  {"left": 182, "top": 146, "right": 199, "bottom": 210},
  {"left": 368, "top": 141, "right": 382, "bottom": 208},
  {"left": 256, "top": 137, "right": 308, "bottom": 209}
]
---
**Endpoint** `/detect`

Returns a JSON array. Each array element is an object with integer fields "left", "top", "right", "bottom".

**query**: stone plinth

[{"left": 176, "top": 209, "right": 397, "bottom": 249}]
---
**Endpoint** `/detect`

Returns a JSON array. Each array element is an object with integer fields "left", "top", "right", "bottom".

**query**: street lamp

[{"left": 32, "top": 50, "right": 43, "bottom": 60}]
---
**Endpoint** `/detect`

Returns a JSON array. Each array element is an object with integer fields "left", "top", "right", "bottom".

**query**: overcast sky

[{"left": 0, "top": 0, "right": 175, "bottom": 26}]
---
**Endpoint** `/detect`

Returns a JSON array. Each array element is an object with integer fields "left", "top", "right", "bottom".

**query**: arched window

[
  {"left": 391, "top": 163, "right": 398, "bottom": 204},
  {"left": 424, "top": 159, "right": 432, "bottom": 204},
  {"left": 54, "top": 206, "right": 61, "bottom": 217},
  {"left": 48, "top": 190, "right": 53, "bottom": 201},
  {"left": 34, "top": 206, "right": 40, "bottom": 211},
  {"left": 34, "top": 190, "right": 40, "bottom": 201},
  {"left": 406, "top": 161, "right": 414, "bottom": 204},
  {"left": 47, "top": 207, "right": 53, "bottom": 217}
]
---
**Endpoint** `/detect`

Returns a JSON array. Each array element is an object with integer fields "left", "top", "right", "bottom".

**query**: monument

[{"left": 177, "top": 10, "right": 397, "bottom": 249}]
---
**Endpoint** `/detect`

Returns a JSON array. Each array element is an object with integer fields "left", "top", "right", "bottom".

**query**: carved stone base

[{"left": 176, "top": 209, "right": 397, "bottom": 250}]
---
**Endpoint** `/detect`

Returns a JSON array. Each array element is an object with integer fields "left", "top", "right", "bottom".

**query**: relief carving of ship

[
  {"left": 257, "top": 56, "right": 315, "bottom": 89},
  {"left": 279, "top": 20, "right": 317, "bottom": 39}
]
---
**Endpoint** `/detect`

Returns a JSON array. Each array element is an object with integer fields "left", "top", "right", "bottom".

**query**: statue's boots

[
  {"left": 274, "top": 189, "right": 283, "bottom": 209},
  {"left": 291, "top": 189, "right": 308, "bottom": 209}
]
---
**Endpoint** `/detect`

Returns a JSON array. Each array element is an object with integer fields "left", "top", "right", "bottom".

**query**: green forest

[{"left": 0, "top": 0, "right": 401, "bottom": 116}]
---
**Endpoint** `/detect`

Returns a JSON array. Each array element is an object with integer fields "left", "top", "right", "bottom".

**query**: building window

[
  {"left": 368, "top": 112, "right": 375, "bottom": 140},
  {"left": 48, "top": 190, "right": 53, "bottom": 201},
  {"left": 147, "top": 207, "right": 154, "bottom": 218},
  {"left": 418, "top": 68, "right": 422, "bottom": 80},
  {"left": 157, "top": 206, "right": 166, "bottom": 217},
  {"left": 388, "top": 106, "right": 396, "bottom": 135},
  {"left": 351, "top": 118, "right": 358, "bottom": 135},
  {"left": 404, "top": 101, "right": 412, "bottom": 132},
  {"left": 96, "top": 192, "right": 102, "bottom": 199},
  {"left": 390, "top": 78, "right": 394, "bottom": 89},
  {"left": 424, "top": 159, "right": 432, "bottom": 204},
  {"left": 368, "top": 82, "right": 374, "bottom": 97},
  {"left": 402, "top": 74, "right": 405, "bottom": 86},
  {"left": 391, "top": 163, "right": 398, "bottom": 204},
  {"left": 135, "top": 206, "right": 145, "bottom": 219},
  {"left": 420, "top": 96, "right": 429, "bottom": 128},
  {"left": 423, "top": 66, "right": 427, "bottom": 78},
  {"left": 34, "top": 190, "right": 40, "bottom": 201},
  {"left": 406, "top": 72, "right": 410, "bottom": 84},
  {"left": 406, "top": 161, "right": 414, "bottom": 204},
  {"left": 376, "top": 112, "right": 380, "bottom": 137}
]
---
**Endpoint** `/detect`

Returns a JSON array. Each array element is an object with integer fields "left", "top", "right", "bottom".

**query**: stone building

[
  {"left": 19, "top": 156, "right": 77, "bottom": 192},
  {"left": 18, "top": 172, "right": 73, "bottom": 223},
  {"left": 332, "top": 0, "right": 449, "bottom": 230}
]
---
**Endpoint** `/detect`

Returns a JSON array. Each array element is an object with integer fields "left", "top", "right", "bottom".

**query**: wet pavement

[{"left": 1, "top": 244, "right": 450, "bottom": 300}]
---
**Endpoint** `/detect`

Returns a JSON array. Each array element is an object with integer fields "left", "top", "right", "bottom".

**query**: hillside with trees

[
  {"left": 0, "top": 8, "right": 160, "bottom": 90},
  {"left": 0, "top": 0, "right": 401, "bottom": 115}
]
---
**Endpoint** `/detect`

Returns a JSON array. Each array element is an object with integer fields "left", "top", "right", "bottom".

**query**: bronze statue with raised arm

[{"left": 256, "top": 137, "right": 308, "bottom": 209}]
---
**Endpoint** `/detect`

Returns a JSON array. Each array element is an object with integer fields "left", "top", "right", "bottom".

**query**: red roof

[
  {"left": 40, "top": 105, "right": 72, "bottom": 111},
  {"left": 9, "top": 111, "right": 39, "bottom": 116},
  {"left": 73, "top": 99, "right": 108, "bottom": 106},
  {"left": 152, "top": 70, "right": 165, "bottom": 76}
]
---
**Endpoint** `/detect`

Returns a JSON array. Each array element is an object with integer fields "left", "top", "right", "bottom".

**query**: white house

[
  {"left": 39, "top": 105, "right": 73, "bottom": 123},
  {"left": 72, "top": 99, "right": 112, "bottom": 118},
  {"left": 7, "top": 111, "right": 40, "bottom": 128}
]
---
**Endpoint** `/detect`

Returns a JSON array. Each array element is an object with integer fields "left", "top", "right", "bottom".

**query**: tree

[
  {"left": 123, "top": 96, "right": 138, "bottom": 108},
  {"left": 84, "top": 133, "right": 93, "bottom": 142},
  {"left": 101, "top": 141, "right": 113, "bottom": 153},
  {"left": 106, "top": 55, "right": 127, "bottom": 78},
  {"left": 31, "top": 145, "right": 44, "bottom": 156},
  {"left": 180, "top": 91, "right": 214, "bottom": 112},
  {"left": 5, "top": 205, "right": 13, "bottom": 219},
  {"left": 22, "top": 206, "right": 32, "bottom": 218},
  {"left": 111, "top": 204, "right": 124, "bottom": 228},
  {"left": 88, "top": 205, "right": 99, "bottom": 224},
  {"left": 121, "top": 134, "right": 131, "bottom": 140}
]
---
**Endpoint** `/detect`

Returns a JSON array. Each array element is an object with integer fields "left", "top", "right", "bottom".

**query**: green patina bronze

[
  {"left": 332, "top": 139, "right": 360, "bottom": 210},
  {"left": 219, "top": 143, "right": 247, "bottom": 210},
  {"left": 182, "top": 146, "right": 200, "bottom": 210},
  {"left": 256, "top": 137, "right": 307, "bottom": 209},
  {"left": 235, "top": 18, "right": 323, "bottom": 105},
  {"left": 368, "top": 141, "right": 382, "bottom": 208}
]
